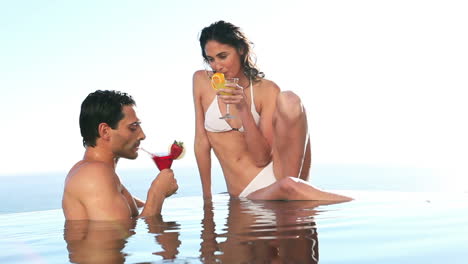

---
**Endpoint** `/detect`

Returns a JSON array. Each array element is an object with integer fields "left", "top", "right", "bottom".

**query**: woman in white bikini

[{"left": 193, "top": 20, "right": 350, "bottom": 202}]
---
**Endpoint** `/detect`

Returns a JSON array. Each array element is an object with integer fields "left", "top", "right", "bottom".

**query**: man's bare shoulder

[{"left": 65, "top": 161, "right": 117, "bottom": 193}]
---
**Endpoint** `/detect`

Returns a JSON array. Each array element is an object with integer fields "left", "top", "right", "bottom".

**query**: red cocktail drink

[
  {"left": 152, "top": 153, "right": 173, "bottom": 171},
  {"left": 140, "top": 142, "right": 183, "bottom": 171}
]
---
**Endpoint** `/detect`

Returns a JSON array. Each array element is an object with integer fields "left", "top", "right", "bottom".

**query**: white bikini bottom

[{"left": 238, "top": 162, "right": 276, "bottom": 198}]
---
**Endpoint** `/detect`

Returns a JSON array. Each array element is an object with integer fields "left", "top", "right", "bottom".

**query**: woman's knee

[{"left": 275, "top": 91, "right": 305, "bottom": 122}]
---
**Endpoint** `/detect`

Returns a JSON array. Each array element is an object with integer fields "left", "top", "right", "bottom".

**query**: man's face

[{"left": 110, "top": 105, "right": 146, "bottom": 160}]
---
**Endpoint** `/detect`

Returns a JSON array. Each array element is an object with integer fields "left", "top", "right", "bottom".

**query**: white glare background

[{"left": 1, "top": 0, "right": 467, "bottom": 189}]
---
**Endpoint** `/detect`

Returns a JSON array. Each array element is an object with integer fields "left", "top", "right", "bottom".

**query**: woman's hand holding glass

[
  {"left": 217, "top": 78, "right": 239, "bottom": 119},
  {"left": 210, "top": 72, "right": 247, "bottom": 119},
  {"left": 217, "top": 80, "right": 248, "bottom": 117}
]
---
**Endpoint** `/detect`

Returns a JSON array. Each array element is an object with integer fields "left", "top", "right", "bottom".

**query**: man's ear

[{"left": 98, "top": 123, "right": 112, "bottom": 141}]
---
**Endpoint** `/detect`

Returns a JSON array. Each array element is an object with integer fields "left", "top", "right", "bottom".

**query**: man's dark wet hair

[{"left": 79, "top": 90, "right": 135, "bottom": 147}]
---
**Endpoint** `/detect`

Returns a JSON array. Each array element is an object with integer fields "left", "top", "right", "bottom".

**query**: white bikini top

[{"left": 204, "top": 81, "right": 260, "bottom": 132}]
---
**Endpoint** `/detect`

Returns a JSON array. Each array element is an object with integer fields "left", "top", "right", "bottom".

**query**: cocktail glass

[
  {"left": 218, "top": 77, "right": 239, "bottom": 119},
  {"left": 152, "top": 152, "right": 173, "bottom": 171},
  {"left": 140, "top": 148, "right": 173, "bottom": 171}
]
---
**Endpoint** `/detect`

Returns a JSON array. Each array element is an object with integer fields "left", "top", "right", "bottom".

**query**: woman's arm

[
  {"left": 193, "top": 71, "right": 213, "bottom": 199},
  {"left": 228, "top": 80, "right": 280, "bottom": 167}
]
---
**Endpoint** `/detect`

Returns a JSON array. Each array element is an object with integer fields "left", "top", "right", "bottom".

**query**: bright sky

[{"left": 1, "top": 0, "right": 467, "bottom": 178}]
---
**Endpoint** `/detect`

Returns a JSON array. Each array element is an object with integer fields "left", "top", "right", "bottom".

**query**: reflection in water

[
  {"left": 200, "top": 198, "right": 333, "bottom": 264},
  {"left": 63, "top": 198, "right": 338, "bottom": 263},
  {"left": 64, "top": 215, "right": 181, "bottom": 263},
  {"left": 64, "top": 219, "right": 136, "bottom": 264},
  {"left": 143, "top": 215, "right": 182, "bottom": 260}
]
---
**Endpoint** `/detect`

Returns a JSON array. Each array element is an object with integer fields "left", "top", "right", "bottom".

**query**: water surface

[{"left": 1, "top": 191, "right": 467, "bottom": 263}]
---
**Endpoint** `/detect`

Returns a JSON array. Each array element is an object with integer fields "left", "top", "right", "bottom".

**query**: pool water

[{"left": 1, "top": 191, "right": 467, "bottom": 263}]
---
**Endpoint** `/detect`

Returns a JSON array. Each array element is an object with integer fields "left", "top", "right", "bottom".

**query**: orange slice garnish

[{"left": 211, "top": 72, "right": 225, "bottom": 90}]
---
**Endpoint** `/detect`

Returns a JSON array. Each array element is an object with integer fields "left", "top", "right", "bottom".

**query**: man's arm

[{"left": 139, "top": 169, "right": 178, "bottom": 217}]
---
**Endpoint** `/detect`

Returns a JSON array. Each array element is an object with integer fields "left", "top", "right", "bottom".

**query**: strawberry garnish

[{"left": 170, "top": 140, "right": 184, "bottom": 160}]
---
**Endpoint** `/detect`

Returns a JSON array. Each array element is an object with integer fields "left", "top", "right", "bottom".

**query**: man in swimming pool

[{"left": 62, "top": 90, "right": 178, "bottom": 220}]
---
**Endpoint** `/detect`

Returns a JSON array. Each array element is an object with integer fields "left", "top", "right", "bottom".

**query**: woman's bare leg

[
  {"left": 248, "top": 92, "right": 351, "bottom": 202},
  {"left": 272, "top": 91, "right": 309, "bottom": 179},
  {"left": 247, "top": 177, "right": 352, "bottom": 202},
  {"left": 299, "top": 139, "right": 311, "bottom": 181}
]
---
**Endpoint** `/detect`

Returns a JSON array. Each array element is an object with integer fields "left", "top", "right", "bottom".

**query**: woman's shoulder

[
  {"left": 193, "top": 70, "right": 210, "bottom": 80},
  {"left": 255, "top": 78, "right": 280, "bottom": 93},
  {"left": 192, "top": 70, "right": 212, "bottom": 97}
]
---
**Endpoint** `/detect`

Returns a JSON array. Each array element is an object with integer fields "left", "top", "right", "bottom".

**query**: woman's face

[{"left": 204, "top": 40, "right": 243, "bottom": 78}]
